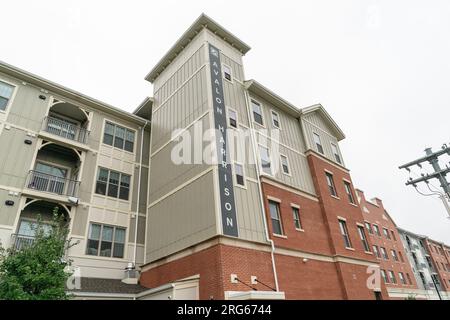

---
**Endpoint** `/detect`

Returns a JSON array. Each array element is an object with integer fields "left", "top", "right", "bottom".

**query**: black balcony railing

[
  {"left": 26, "top": 170, "right": 80, "bottom": 197},
  {"left": 42, "top": 116, "right": 89, "bottom": 144},
  {"left": 10, "top": 233, "right": 35, "bottom": 251}
]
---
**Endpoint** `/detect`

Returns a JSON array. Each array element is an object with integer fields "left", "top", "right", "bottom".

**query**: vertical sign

[{"left": 208, "top": 44, "right": 239, "bottom": 237}]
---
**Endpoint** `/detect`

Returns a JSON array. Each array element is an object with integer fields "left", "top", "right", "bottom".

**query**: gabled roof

[
  {"left": 245, "top": 79, "right": 301, "bottom": 117},
  {"left": 145, "top": 13, "right": 251, "bottom": 83},
  {"left": 301, "top": 104, "right": 346, "bottom": 141},
  {"left": 133, "top": 96, "right": 153, "bottom": 121},
  {"left": 0, "top": 60, "right": 146, "bottom": 125}
]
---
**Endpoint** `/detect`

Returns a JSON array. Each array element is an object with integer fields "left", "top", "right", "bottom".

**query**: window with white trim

[
  {"left": 381, "top": 269, "right": 388, "bottom": 283},
  {"left": 292, "top": 206, "right": 302, "bottom": 230},
  {"left": 269, "top": 200, "right": 283, "bottom": 236},
  {"left": 86, "top": 223, "right": 126, "bottom": 258},
  {"left": 103, "top": 121, "right": 135, "bottom": 152},
  {"left": 388, "top": 270, "right": 397, "bottom": 284},
  {"left": 380, "top": 247, "right": 389, "bottom": 260},
  {"left": 325, "top": 172, "right": 337, "bottom": 197},
  {"left": 372, "top": 245, "right": 381, "bottom": 258},
  {"left": 373, "top": 224, "right": 381, "bottom": 236},
  {"left": 223, "top": 64, "right": 232, "bottom": 82},
  {"left": 344, "top": 181, "right": 356, "bottom": 204},
  {"left": 0, "top": 81, "right": 14, "bottom": 111},
  {"left": 398, "top": 272, "right": 406, "bottom": 285},
  {"left": 313, "top": 133, "right": 324, "bottom": 154},
  {"left": 228, "top": 108, "right": 238, "bottom": 128},
  {"left": 331, "top": 143, "right": 341, "bottom": 164},
  {"left": 338, "top": 219, "right": 352, "bottom": 248},
  {"left": 358, "top": 225, "right": 370, "bottom": 252},
  {"left": 280, "top": 155, "right": 290, "bottom": 175},
  {"left": 251, "top": 100, "right": 264, "bottom": 126},
  {"left": 391, "top": 249, "right": 399, "bottom": 261},
  {"left": 234, "top": 163, "right": 245, "bottom": 187},
  {"left": 365, "top": 222, "right": 373, "bottom": 234},
  {"left": 271, "top": 110, "right": 280, "bottom": 128},
  {"left": 259, "top": 145, "right": 272, "bottom": 175},
  {"left": 95, "top": 168, "right": 131, "bottom": 200}
]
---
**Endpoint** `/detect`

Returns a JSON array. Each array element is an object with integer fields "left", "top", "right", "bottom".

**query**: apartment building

[
  {"left": 2, "top": 13, "right": 448, "bottom": 300},
  {"left": 422, "top": 238, "right": 450, "bottom": 293},
  {"left": 397, "top": 228, "right": 450, "bottom": 300},
  {"left": 356, "top": 190, "right": 420, "bottom": 299},
  {"left": 0, "top": 61, "right": 150, "bottom": 296},
  {"left": 137, "top": 13, "right": 386, "bottom": 300}
]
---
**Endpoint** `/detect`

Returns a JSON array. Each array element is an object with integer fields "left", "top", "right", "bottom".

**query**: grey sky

[{"left": 2, "top": 0, "right": 449, "bottom": 243}]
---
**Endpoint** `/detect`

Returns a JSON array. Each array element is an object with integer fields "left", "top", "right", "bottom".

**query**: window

[
  {"left": 259, "top": 145, "right": 272, "bottom": 175},
  {"left": 398, "top": 251, "right": 404, "bottom": 262},
  {"left": 331, "top": 143, "right": 341, "bottom": 164},
  {"left": 234, "top": 163, "right": 245, "bottom": 187},
  {"left": 292, "top": 206, "right": 302, "bottom": 230},
  {"left": 269, "top": 200, "right": 283, "bottom": 235},
  {"left": 271, "top": 110, "right": 280, "bottom": 128},
  {"left": 86, "top": 223, "right": 126, "bottom": 258},
  {"left": 344, "top": 181, "right": 355, "bottom": 204},
  {"left": 406, "top": 273, "right": 412, "bottom": 285},
  {"left": 251, "top": 100, "right": 264, "bottom": 126},
  {"left": 391, "top": 230, "right": 397, "bottom": 241},
  {"left": 223, "top": 64, "right": 232, "bottom": 82},
  {"left": 95, "top": 168, "right": 131, "bottom": 200},
  {"left": 228, "top": 108, "right": 238, "bottom": 128},
  {"left": 365, "top": 222, "right": 373, "bottom": 234},
  {"left": 280, "top": 155, "right": 290, "bottom": 175},
  {"left": 325, "top": 172, "right": 337, "bottom": 197},
  {"left": 388, "top": 270, "right": 397, "bottom": 284},
  {"left": 338, "top": 220, "right": 352, "bottom": 248},
  {"left": 313, "top": 133, "right": 323, "bottom": 154},
  {"left": 373, "top": 224, "right": 381, "bottom": 236},
  {"left": 358, "top": 226, "right": 370, "bottom": 252},
  {"left": 399, "top": 272, "right": 406, "bottom": 285},
  {"left": 391, "top": 249, "right": 399, "bottom": 261},
  {"left": 381, "top": 269, "right": 388, "bottom": 283},
  {"left": 383, "top": 228, "right": 391, "bottom": 239},
  {"left": 373, "top": 245, "right": 381, "bottom": 258},
  {"left": 380, "top": 247, "right": 389, "bottom": 260},
  {"left": 0, "top": 81, "right": 15, "bottom": 111},
  {"left": 103, "top": 122, "right": 135, "bottom": 152},
  {"left": 426, "top": 256, "right": 433, "bottom": 268}
]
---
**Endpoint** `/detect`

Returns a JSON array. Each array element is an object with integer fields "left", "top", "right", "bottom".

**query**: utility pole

[{"left": 399, "top": 144, "right": 450, "bottom": 218}]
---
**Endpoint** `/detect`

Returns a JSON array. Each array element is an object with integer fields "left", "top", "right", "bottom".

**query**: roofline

[
  {"left": 244, "top": 79, "right": 301, "bottom": 117},
  {"left": 145, "top": 13, "right": 251, "bottom": 83},
  {"left": 0, "top": 60, "right": 146, "bottom": 125},
  {"left": 133, "top": 96, "right": 153, "bottom": 115},
  {"left": 301, "top": 103, "right": 346, "bottom": 141}
]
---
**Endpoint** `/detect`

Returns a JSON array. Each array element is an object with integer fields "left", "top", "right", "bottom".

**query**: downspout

[
  {"left": 133, "top": 120, "right": 149, "bottom": 267},
  {"left": 243, "top": 87, "right": 279, "bottom": 292}
]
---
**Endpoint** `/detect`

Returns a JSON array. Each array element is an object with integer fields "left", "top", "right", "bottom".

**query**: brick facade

[
  {"left": 357, "top": 189, "right": 418, "bottom": 292},
  {"left": 423, "top": 239, "right": 450, "bottom": 292}
]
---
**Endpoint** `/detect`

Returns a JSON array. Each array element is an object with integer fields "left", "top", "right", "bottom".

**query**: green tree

[{"left": 0, "top": 207, "right": 76, "bottom": 300}]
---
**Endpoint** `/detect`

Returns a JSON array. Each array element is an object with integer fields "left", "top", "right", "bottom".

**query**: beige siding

[
  {"left": 2, "top": 76, "right": 49, "bottom": 132},
  {"left": 302, "top": 112, "right": 344, "bottom": 166},
  {"left": 0, "top": 189, "right": 20, "bottom": 226},
  {"left": 234, "top": 181, "right": 266, "bottom": 242},
  {"left": 129, "top": 216, "right": 146, "bottom": 245},
  {"left": 146, "top": 170, "right": 217, "bottom": 262},
  {"left": 0, "top": 126, "right": 37, "bottom": 189},
  {"left": 148, "top": 115, "right": 211, "bottom": 204},
  {"left": 151, "top": 67, "right": 209, "bottom": 152},
  {"left": 71, "top": 206, "right": 89, "bottom": 236}
]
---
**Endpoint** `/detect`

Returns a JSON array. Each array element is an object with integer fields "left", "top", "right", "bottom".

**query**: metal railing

[
  {"left": 26, "top": 170, "right": 80, "bottom": 197},
  {"left": 42, "top": 116, "right": 89, "bottom": 144},
  {"left": 10, "top": 234, "right": 35, "bottom": 251}
]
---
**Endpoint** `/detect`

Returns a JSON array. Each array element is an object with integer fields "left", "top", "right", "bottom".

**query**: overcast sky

[{"left": 2, "top": 0, "right": 449, "bottom": 243}]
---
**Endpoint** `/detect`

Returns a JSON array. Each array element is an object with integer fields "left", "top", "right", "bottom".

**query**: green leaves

[{"left": 0, "top": 207, "right": 77, "bottom": 300}]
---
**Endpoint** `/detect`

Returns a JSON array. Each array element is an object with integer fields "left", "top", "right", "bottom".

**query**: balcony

[
  {"left": 10, "top": 233, "right": 35, "bottom": 251},
  {"left": 42, "top": 116, "right": 89, "bottom": 144},
  {"left": 26, "top": 170, "right": 80, "bottom": 198}
]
